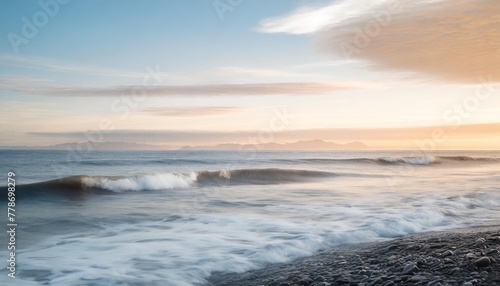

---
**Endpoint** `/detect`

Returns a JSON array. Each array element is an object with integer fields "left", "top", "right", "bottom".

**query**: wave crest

[
  {"left": 8, "top": 168, "right": 338, "bottom": 195},
  {"left": 377, "top": 156, "right": 438, "bottom": 165},
  {"left": 82, "top": 173, "right": 197, "bottom": 192},
  {"left": 284, "top": 155, "right": 499, "bottom": 166},
  {"left": 196, "top": 168, "right": 334, "bottom": 186},
  {"left": 438, "top": 156, "right": 499, "bottom": 162}
]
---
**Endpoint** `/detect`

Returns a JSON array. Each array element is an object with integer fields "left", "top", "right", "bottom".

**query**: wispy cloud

[
  {"left": 0, "top": 75, "right": 52, "bottom": 83},
  {"left": 2, "top": 81, "right": 353, "bottom": 97},
  {"left": 258, "top": 0, "right": 499, "bottom": 83},
  {"left": 291, "top": 59, "right": 364, "bottom": 70},
  {"left": 141, "top": 106, "right": 243, "bottom": 117},
  {"left": 0, "top": 75, "right": 57, "bottom": 92},
  {"left": 213, "top": 66, "right": 305, "bottom": 78},
  {"left": 256, "top": 0, "right": 393, "bottom": 34},
  {"left": 0, "top": 53, "right": 170, "bottom": 79}
]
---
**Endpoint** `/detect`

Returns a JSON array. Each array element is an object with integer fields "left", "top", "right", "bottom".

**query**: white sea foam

[
  {"left": 82, "top": 173, "right": 197, "bottom": 192},
  {"left": 379, "top": 155, "right": 438, "bottom": 165},
  {"left": 79, "top": 169, "right": 336, "bottom": 192},
  {"left": 7, "top": 189, "right": 499, "bottom": 286}
]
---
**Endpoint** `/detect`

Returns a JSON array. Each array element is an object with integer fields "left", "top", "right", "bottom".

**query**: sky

[{"left": 0, "top": 0, "right": 499, "bottom": 149}]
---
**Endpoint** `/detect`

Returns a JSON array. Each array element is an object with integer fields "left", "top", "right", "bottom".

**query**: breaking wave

[
  {"left": 82, "top": 173, "right": 197, "bottom": 192},
  {"left": 280, "top": 155, "right": 500, "bottom": 166},
  {"left": 437, "top": 155, "right": 500, "bottom": 162},
  {"left": 376, "top": 156, "right": 438, "bottom": 165},
  {"left": 6, "top": 168, "right": 341, "bottom": 195},
  {"left": 4, "top": 155, "right": 498, "bottom": 197},
  {"left": 196, "top": 168, "right": 334, "bottom": 186}
]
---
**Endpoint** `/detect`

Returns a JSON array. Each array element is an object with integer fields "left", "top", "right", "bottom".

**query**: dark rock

[
  {"left": 314, "top": 275, "right": 326, "bottom": 282},
  {"left": 400, "top": 275, "right": 412, "bottom": 281},
  {"left": 441, "top": 250, "right": 454, "bottom": 257},
  {"left": 479, "top": 271, "right": 489, "bottom": 278},
  {"left": 402, "top": 264, "right": 419, "bottom": 275},
  {"left": 410, "top": 275, "right": 426, "bottom": 282},
  {"left": 486, "top": 249, "right": 498, "bottom": 255},
  {"left": 358, "top": 275, "right": 369, "bottom": 283},
  {"left": 336, "top": 278, "right": 350, "bottom": 285},
  {"left": 358, "top": 270, "right": 370, "bottom": 276},
  {"left": 387, "top": 245, "right": 397, "bottom": 251},
  {"left": 427, "top": 280, "right": 442, "bottom": 286},
  {"left": 369, "top": 277, "right": 382, "bottom": 285},
  {"left": 475, "top": 257, "right": 491, "bottom": 268}
]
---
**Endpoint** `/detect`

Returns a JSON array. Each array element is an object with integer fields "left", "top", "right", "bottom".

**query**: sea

[{"left": 0, "top": 150, "right": 499, "bottom": 285}]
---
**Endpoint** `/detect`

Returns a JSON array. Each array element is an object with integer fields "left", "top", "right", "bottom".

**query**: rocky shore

[{"left": 207, "top": 227, "right": 500, "bottom": 286}]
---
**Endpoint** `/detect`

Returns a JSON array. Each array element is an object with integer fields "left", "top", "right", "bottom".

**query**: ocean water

[{"left": 0, "top": 150, "right": 499, "bottom": 285}]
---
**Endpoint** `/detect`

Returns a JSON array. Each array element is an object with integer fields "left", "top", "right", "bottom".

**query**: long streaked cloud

[
  {"left": 0, "top": 75, "right": 58, "bottom": 92},
  {"left": 2, "top": 81, "right": 354, "bottom": 97},
  {"left": 213, "top": 66, "right": 305, "bottom": 78},
  {"left": 27, "top": 123, "right": 500, "bottom": 145},
  {"left": 0, "top": 53, "right": 171, "bottom": 79},
  {"left": 141, "top": 106, "right": 243, "bottom": 117},
  {"left": 258, "top": 0, "right": 500, "bottom": 83}
]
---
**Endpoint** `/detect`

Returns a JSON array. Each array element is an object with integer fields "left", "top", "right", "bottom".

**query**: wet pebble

[
  {"left": 474, "top": 257, "right": 490, "bottom": 268},
  {"left": 402, "top": 264, "right": 418, "bottom": 275}
]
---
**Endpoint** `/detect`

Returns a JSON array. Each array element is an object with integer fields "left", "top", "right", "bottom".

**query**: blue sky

[
  {"left": 1, "top": 0, "right": 327, "bottom": 81},
  {"left": 0, "top": 0, "right": 499, "bottom": 149}
]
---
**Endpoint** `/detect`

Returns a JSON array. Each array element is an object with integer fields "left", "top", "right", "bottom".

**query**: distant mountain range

[
  {"left": 180, "top": 139, "right": 368, "bottom": 150},
  {"left": 0, "top": 140, "right": 369, "bottom": 151}
]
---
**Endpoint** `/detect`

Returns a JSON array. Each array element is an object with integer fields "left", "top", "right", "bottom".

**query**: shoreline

[{"left": 207, "top": 226, "right": 500, "bottom": 286}]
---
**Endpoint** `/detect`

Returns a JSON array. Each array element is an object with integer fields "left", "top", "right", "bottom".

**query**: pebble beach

[{"left": 208, "top": 227, "right": 500, "bottom": 286}]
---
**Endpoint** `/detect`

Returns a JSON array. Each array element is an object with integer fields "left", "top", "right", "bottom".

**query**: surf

[
  {"left": 279, "top": 155, "right": 500, "bottom": 166},
  {"left": 0, "top": 168, "right": 343, "bottom": 197}
]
